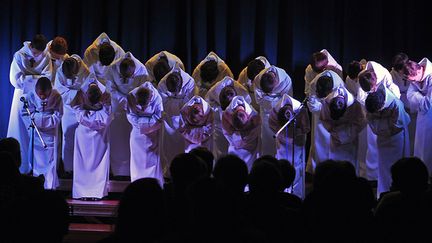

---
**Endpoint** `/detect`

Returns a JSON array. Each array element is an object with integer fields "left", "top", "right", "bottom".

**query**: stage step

[
  {"left": 63, "top": 223, "right": 113, "bottom": 243},
  {"left": 58, "top": 179, "right": 130, "bottom": 193},
  {"left": 68, "top": 199, "right": 119, "bottom": 217}
]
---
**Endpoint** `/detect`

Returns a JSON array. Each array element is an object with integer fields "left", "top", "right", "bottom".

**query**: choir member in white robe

[
  {"left": 237, "top": 56, "right": 271, "bottom": 110},
  {"left": 83, "top": 32, "right": 125, "bottom": 85},
  {"left": 8, "top": 34, "right": 53, "bottom": 174},
  {"left": 157, "top": 65, "right": 195, "bottom": 177},
  {"left": 269, "top": 94, "right": 310, "bottom": 198},
  {"left": 390, "top": 53, "right": 415, "bottom": 154},
  {"left": 192, "top": 51, "right": 234, "bottom": 97},
  {"left": 405, "top": 59, "right": 432, "bottom": 175},
  {"left": 54, "top": 55, "right": 91, "bottom": 173},
  {"left": 253, "top": 65, "right": 293, "bottom": 156},
  {"left": 126, "top": 82, "right": 163, "bottom": 183},
  {"left": 304, "top": 49, "right": 343, "bottom": 95},
  {"left": 345, "top": 60, "right": 365, "bottom": 98},
  {"left": 358, "top": 61, "right": 401, "bottom": 180},
  {"left": 222, "top": 96, "right": 261, "bottom": 171},
  {"left": 21, "top": 77, "right": 62, "bottom": 189},
  {"left": 179, "top": 96, "right": 213, "bottom": 152},
  {"left": 205, "top": 76, "right": 251, "bottom": 159},
  {"left": 365, "top": 84, "right": 410, "bottom": 197},
  {"left": 320, "top": 87, "right": 367, "bottom": 172},
  {"left": 305, "top": 70, "right": 344, "bottom": 173},
  {"left": 47, "top": 36, "right": 69, "bottom": 81},
  {"left": 72, "top": 79, "right": 112, "bottom": 200},
  {"left": 145, "top": 51, "right": 185, "bottom": 86},
  {"left": 106, "top": 52, "right": 149, "bottom": 176}
]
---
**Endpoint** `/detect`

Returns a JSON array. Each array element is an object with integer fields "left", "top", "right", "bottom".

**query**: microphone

[{"left": 20, "top": 97, "right": 28, "bottom": 105}]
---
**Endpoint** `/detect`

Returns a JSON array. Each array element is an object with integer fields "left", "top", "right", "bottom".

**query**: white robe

[
  {"left": 269, "top": 94, "right": 310, "bottom": 199},
  {"left": 254, "top": 65, "right": 293, "bottom": 156},
  {"left": 192, "top": 51, "right": 234, "bottom": 97},
  {"left": 205, "top": 76, "right": 251, "bottom": 159},
  {"left": 237, "top": 56, "right": 271, "bottom": 111},
  {"left": 54, "top": 54, "right": 91, "bottom": 172},
  {"left": 127, "top": 82, "right": 163, "bottom": 183},
  {"left": 106, "top": 52, "right": 149, "bottom": 176},
  {"left": 407, "top": 60, "right": 432, "bottom": 176},
  {"left": 366, "top": 86, "right": 410, "bottom": 196},
  {"left": 21, "top": 90, "right": 62, "bottom": 189},
  {"left": 306, "top": 70, "right": 345, "bottom": 173},
  {"left": 304, "top": 49, "right": 343, "bottom": 94},
  {"left": 8, "top": 41, "right": 53, "bottom": 174},
  {"left": 320, "top": 87, "right": 367, "bottom": 172},
  {"left": 157, "top": 65, "right": 195, "bottom": 177},
  {"left": 145, "top": 51, "right": 185, "bottom": 85},
  {"left": 179, "top": 96, "right": 213, "bottom": 152},
  {"left": 83, "top": 32, "right": 125, "bottom": 85},
  {"left": 72, "top": 80, "right": 112, "bottom": 199},
  {"left": 222, "top": 96, "right": 261, "bottom": 171}
]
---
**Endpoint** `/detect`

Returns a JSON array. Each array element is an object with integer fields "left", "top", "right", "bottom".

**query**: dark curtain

[{"left": 1, "top": 0, "right": 432, "bottom": 137}]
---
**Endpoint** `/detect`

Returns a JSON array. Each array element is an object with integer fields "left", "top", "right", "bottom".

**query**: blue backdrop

[{"left": 1, "top": 0, "right": 432, "bottom": 137}]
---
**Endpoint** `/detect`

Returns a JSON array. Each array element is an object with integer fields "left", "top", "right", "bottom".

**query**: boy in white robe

[
  {"left": 253, "top": 66, "right": 293, "bottom": 156},
  {"left": 126, "top": 82, "right": 163, "bottom": 183},
  {"left": 106, "top": 52, "right": 149, "bottom": 176},
  {"left": 306, "top": 70, "right": 345, "bottom": 173},
  {"left": 269, "top": 94, "right": 310, "bottom": 198},
  {"left": 54, "top": 55, "right": 91, "bottom": 174},
  {"left": 405, "top": 59, "right": 432, "bottom": 175},
  {"left": 72, "top": 79, "right": 112, "bottom": 200},
  {"left": 192, "top": 51, "right": 234, "bottom": 97},
  {"left": 157, "top": 65, "right": 195, "bottom": 177},
  {"left": 179, "top": 96, "right": 213, "bottom": 152},
  {"left": 21, "top": 77, "right": 62, "bottom": 189},
  {"left": 145, "top": 51, "right": 185, "bottom": 86},
  {"left": 304, "top": 49, "right": 343, "bottom": 95},
  {"left": 205, "top": 76, "right": 251, "bottom": 159},
  {"left": 222, "top": 96, "right": 261, "bottom": 171},
  {"left": 320, "top": 87, "right": 367, "bottom": 171},
  {"left": 365, "top": 84, "right": 410, "bottom": 197},
  {"left": 237, "top": 56, "right": 271, "bottom": 110},
  {"left": 83, "top": 32, "right": 125, "bottom": 85},
  {"left": 47, "top": 36, "right": 69, "bottom": 81},
  {"left": 8, "top": 34, "right": 53, "bottom": 174}
]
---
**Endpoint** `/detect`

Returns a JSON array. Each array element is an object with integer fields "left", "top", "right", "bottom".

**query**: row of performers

[{"left": 7, "top": 33, "right": 432, "bottom": 199}]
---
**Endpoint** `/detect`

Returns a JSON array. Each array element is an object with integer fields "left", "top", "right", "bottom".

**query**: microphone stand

[
  {"left": 22, "top": 98, "right": 47, "bottom": 175},
  {"left": 273, "top": 98, "right": 308, "bottom": 198}
]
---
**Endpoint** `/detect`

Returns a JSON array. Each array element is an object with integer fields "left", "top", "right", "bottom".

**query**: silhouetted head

[
  {"left": 62, "top": 57, "right": 79, "bottom": 79},
  {"left": 347, "top": 61, "right": 362, "bottom": 79},
  {"left": 358, "top": 70, "right": 377, "bottom": 92},
  {"left": 260, "top": 71, "right": 277, "bottom": 93},
  {"left": 153, "top": 56, "right": 170, "bottom": 83},
  {"left": 313, "top": 159, "right": 356, "bottom": 193},
  {"left": 0, "top": 137, "right": 21, "bottom": 169},
  {"left": 166, "top": 72, "right": 182, "bottom": 94},
  {"left": 278, "top": 159, "right": 296, "bottom": 190},
  {"left": 391, "top": 157, "right": 429, "bottom": 194},
  {"left": 311, "top": 51, "right": 328, "bottom": 73},
  {"left": 0, "top": 151, "right": 20, "bottom": 183},
  {"left": 316, "top": 75, "right": 333, "bottom": 98},
  {"left": 135, "top": 87, "right": 151, "bottom": 107},
  {"left": 87, "top": 83, "right": 102, "bottom": 105},
  {"left": 169, "top": 153, "right": 208, "bottom": 189},
  {"left": 35, "top": 77, "right": 52, "bottom": 100},
  {"left": 119, "top": 58, "right": 136, "bottom": 79},
  {"left": 249, "top": 158, "right": 282, "bottom": 193},
  {"left": 365, "top": 88, "right": 385, "bottom": 113},
  {"left": 247, "top": 59, "right": 265, "bottom": 80},
  {"left": 30, "top": 34, "right": 48, "bottom": 54},
  {"left": 98, "top": 42, "right": 115, "bottom": 66},
  {"left": 329, "top": 95, "right": 347, "bottom": 120},
  {"left": 219, "top": 85, "right": 237, "bottom": 110},
  {"left": 213, "top": 154, "right": 248, "bottom": 193},
  {"left": 200, "top": 60, "right": 219, "bottom": 84},
  {"left": 189, "top": 147, "right": 214, "bottom": 177},
  {"left": 392, "top": 52, "right": 409, "bottom": 72},
  {"left": 277, "top": 104, "right": 294, "bottom": 126},
  {"left": 49, "top": 36, "right": 68, "bottom": 59}
]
